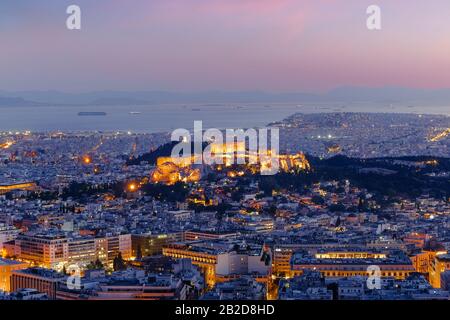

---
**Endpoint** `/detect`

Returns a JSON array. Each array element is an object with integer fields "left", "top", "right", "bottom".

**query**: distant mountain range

[
  {"left": 0, "top": 96, "right": 45, "bottom": 107},
  {"left": 1, "top": 87, "right": 450, "bottom": 107}
]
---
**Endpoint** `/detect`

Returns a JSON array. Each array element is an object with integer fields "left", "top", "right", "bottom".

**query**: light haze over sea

[{"left": 1, "top": 103, "right": 449, "bottom": 133}]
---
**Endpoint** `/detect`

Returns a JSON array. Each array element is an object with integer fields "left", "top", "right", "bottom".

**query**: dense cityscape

[
  {"left": 3, "top": 3, "right": 450, "bottom": 320},
  {"left": 1, "top": 112, "right": 450, "bottom": 300}
]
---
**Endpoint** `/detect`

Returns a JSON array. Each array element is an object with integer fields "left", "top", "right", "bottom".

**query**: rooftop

[{"left": 0, "top": 258, "right": 26, "bottom": 266}]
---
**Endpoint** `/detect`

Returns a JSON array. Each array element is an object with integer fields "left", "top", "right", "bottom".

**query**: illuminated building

[
  {"left": 163, "top": 243, "right": 217, "bottom": 287},
  {"left": 410, "top": 239, "right": 447, "bottom": 287},
  {"left": 327, "top": 145, "right": 342, "bottom": 154},
  {"left": 183, "top": 230, "right": 239, "bottom": 242},
  {"left": 95, "top": 234, "right": 132, "bottom": 269},
  {"left": 151, "top": 158, "right": 201, "bottom": 185},
  {"left": 209, "top": 141, "right": 246, "bottom": 166},
  {"left": 278, "top": 270, "right": 333, "bottom": 300},
  {"left": 429, "top": 128, "right": 450, "bottom": 142},
  {"left": 248, "top": 152, "right": 310, "bottom": 175},
  {"left": 68, "top": 238, "right": 97, "bottom": 269},
  {"left": 55, "top": 269, "right": 190, "bottom": 300},
  {"left": 0, "top": 141, "right": 14, "bottom": 149},
  {"left": 0, "top": 258, "right": 28, "bottom": 292},
  {"left": 11, "top": 268, "right": 64, "bottom": 299},
  {"left": 273, "top": 243, "right": 410, "bottom": 278},
  {"left": 404, "top": 233, "right": 432, "bottom": 249},
  {"left": 151, "top": 142, "right": 310, "bottom": 185},
  {"left": 273, "top": 247, "right": 296, "bottom": 278},
  {"left": 411, "top": 251, "right": 434, "bottom": 274},
  {"left": 37, "top": 214, "right": 67, "bottom": 227},
  {"left": 12, "top": 269, "right": 186, "bottom": 301},
  {"left": 15, "top": 234, "right": 96, "bottom": 270},
  {"left": 440, "top": 271, "right": 450, "bottom": 291},
  {"left": 131, "top": 233, "right": 182, "bottom": 257},
  {"left": 156, "top": 155, "right": 200, "bottom": 168},
  {"left": 230, "top": 215, "right": 274, "bottom": 233},
  {"left": 163, "top": 241, "right": 271, "bottom": 287},
  {"left": 291, "top": 249, "right": 415, "bottom": 280},
  {"left": 278, "top": 153, "right": 311, "bottom": 172},
  {"left": 91, "top": 274, "right": 188, "bottom": 300},
  {"left": 0, "top": 224, "right": 19, "bottom": 253},
  {"left": 201, "top": 276, "right": 266, "bottom": 300},
  {"left": 14, "top": 233, "right": 131, "bottom": 271},
  {"left": 314, "top": 252, "right": 387, "bottom": 259},
  {"left": 422, "top": 159, "right": 439, "bottom": 166},
  {"left": 429, "top": 254, "right": 450, "bottom": 288},
  {"left": 0, "top": 182, "right": 37, "bottom": 195},
  {"left": 14, "top": 234, "right": 69, "bottom": 270}
]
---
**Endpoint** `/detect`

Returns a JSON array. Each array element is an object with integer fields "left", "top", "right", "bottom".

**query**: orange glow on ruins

[
  {"left": 150, "top": 142, "right": 311, "bottom": 185},
  {"left": 152, "top": 160, "right": 201, "bottom": 185},
  {"left": 278, "top": 153, "right": 311, "bottom": 172}
]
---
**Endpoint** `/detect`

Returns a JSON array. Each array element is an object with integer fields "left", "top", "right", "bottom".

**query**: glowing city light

[
  {"left": 0, "top": 141, "right": 14, "bottom": 149},
  {"left": 429, "top": 128, "right": 450, "bottom": 142},
  {"left": 82, "top": 155, "right": 92, "bottom": 164},
  {"left": 127, "top": 182, "right": 138, "bottom": 192}
]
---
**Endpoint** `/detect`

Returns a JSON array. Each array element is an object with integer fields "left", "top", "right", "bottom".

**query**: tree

[
  {"left": 335, "top": 216, "right": 341, "bottom": 227},
  {"left": 113, "top": 252, "right": 126, "bottom": 271},
  {"left": 329, "top": 203, "right": 346, "bottom": 212},
  {"left": 94, "top": 258, "right": 104, "bottom": 269},
  {"left": 311, "top": 195, "right": 325, "bottom": 205},
  {"left": 259, "top": 177, "right": 278, "bottom": 196},
  {"left": 136, "top": 245, "right": 142, "bottom": 260},
  {"left": 87, "top": 258, "right": 104, "bottom": 270},
  {"left": 267, "top": 205, "right": 277, "bottom": 216}
]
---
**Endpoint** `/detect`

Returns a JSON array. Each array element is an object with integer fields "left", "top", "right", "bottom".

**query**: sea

[{"left": 1, "top": 102, "right": 449, "bottom": 133}]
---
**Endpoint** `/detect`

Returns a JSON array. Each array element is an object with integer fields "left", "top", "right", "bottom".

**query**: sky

[{"left": 1, "top": 0, "right": 450, "bottom": 93}]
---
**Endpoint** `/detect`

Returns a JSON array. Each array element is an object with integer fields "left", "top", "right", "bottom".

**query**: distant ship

[{"left": 78, "top": 112, "right": 107, "bottom": 116}]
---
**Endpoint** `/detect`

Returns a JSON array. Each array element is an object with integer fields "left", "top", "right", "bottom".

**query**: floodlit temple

[
  {"left": 151, "top": 158, "right": 202, "bottom": 185},
  {"left": 151, "top": 142, "right": 310, "bottom": 185}
]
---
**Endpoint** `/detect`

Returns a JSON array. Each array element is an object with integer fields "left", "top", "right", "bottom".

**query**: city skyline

[
  {"left": 2, "top": 0, "right": 450, "bottom": 307},
  {"left": 1, "top": 112, "right": 450, "bottom": 302}
]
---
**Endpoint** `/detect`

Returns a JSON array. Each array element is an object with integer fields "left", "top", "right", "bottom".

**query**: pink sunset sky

[{"left": 1, "top": 0, "right": 450, "bottom": 92}]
